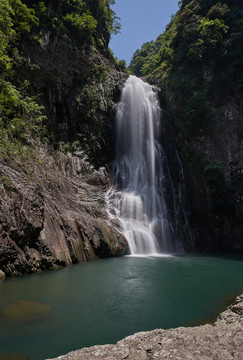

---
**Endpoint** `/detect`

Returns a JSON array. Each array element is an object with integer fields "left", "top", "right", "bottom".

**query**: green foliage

[
  {"left": 64, "top": 0, "right": 86, "bottom": 13},
  {"left": 59, "top": 0, "right": 120, "bottom": 47},
  {"left": 130, "top": 0, "right": 243, "bottom": 138},
  {"left": 63, "top": 10, "right": 97, "bottom": 44},
  {"left": 0, "top": 0, "right": 121, "bottom": 174},
  {"left": 130, "top": 41, "right": 155, "bottom": 76},
  {"left": 0, "top": 79, "right": 46, "bottom": 136},
  {"left": 0, "top": 78, "right": 47, "bottom": 163},
  {"left": 91, "top": 63, "right": 108, "bottom": 81},
  {"left": 33, "top": 1, "right": 47, "bottom": 17},
  {"left": 118, "top": 59, "right": 127, "bottom": 71},
  {"left": 78, "top": 82, "right": 105, "bottom": 119},
  {"left": 0, "top": 0, "right": 43, "bottom": 70},
  {"left": 51, "top": 17, "right": 65, "bottom": 35},
  {"left": 8, "top": 0, "right": 38, "bottom": 36},
  {"left": 129, "top": 18, "right": 178, "bottom": 77},
  {"left": 130, "top": 0, "right": 242, "bottom": 222},
  {"left": 199, "top": 17, "right": 229, "bottom": 44},
  {"left": 207, "top": 2, "right": 229, "bottom": 19},
  {"left": 93, "top": 0, "right": 120, "bottom": 35},
  {"left": 0, "top": 0, "right": 14, "bottom": 70}
]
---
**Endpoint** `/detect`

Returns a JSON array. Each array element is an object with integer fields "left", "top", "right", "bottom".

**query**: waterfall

[{"left": 106, "top": 75, "right": 175, "bottom": 255}]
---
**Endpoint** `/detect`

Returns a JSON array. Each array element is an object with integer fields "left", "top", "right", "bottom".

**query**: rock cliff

[
  {"left": 46, "top": 293, "right": 243, "bottom": 360},
  {"left": 131, "top": 0, "right": 243, "bottom": 253},
  {"left": 18, "top": 36, "right": 127, "bottom": 165},
  {"left": 0, "top": 0, "right": 129, "bottom": 277},
  {"left": 142, "top": 78, "right": 243, "bottom": 254},
  {"left": 0, "top": 148, "right": 128, "bottom": 277},
  {"left": 195, "top": 94, "right": 243, "bottom": 252}
]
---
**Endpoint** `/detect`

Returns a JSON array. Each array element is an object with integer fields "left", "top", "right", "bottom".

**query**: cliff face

[
  {"left": 17, "top": 35, "right": 126, "bottom": 166},
  {"left": 156, "top": 86, "right": 243, "bottom": 253},
  {"left": 134, "top": 0, "right": 243, "bottom": 253},
  {"left": 0, "top": 0, "right": 129, "bottom": 277},
  {"left": 195, "top": 94, "right": 243, "bottom": 251},
  {"left": 0, "top": 149, "right": 128, "bottom": 277},
  {"left": 1, "top": 0, "right": 242, "bottom": 278}
]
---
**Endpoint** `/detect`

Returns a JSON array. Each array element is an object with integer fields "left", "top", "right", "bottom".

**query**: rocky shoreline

[
  {"left": 47, "top": 294, "right": 243, "bottom": 360},
  {"left": 0, "top": 149, "right": 128, "bottom": 277}
]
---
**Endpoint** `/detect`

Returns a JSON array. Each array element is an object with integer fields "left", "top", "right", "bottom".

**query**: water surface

[{"left": 0, "top": 254, "right": 243, "bottom": 359}]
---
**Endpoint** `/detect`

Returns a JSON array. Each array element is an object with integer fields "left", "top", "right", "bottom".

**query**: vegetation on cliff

[
  {"left": 130, "top": 0, "right": 242, "bottom": 133},
  {"left": 130, "top": 0, "right": 243, "bottom": 248},
  {"left": 0, "top": 0, "right": 129, "bottom": 277},
  {"left": 0, "top": 0, "right": 242, "bottom": 260},
  {"left": 0, "top": 0, "right": 122, "bottom": 166}
]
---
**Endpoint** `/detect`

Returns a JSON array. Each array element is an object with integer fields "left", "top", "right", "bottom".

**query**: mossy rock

[{"left": 1, "top": 300, "right": 51, "bottom": 325}]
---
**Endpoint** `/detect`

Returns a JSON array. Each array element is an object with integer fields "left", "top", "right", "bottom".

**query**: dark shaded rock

[
  {"left": 195, "top": 95, "right": 243, "bottom": 251},
  {"left": 16, "top": 34, "right": 127, "bottom": 167},
  {"left": 146, "top": 73, "right": 243, "bottom": 253}
]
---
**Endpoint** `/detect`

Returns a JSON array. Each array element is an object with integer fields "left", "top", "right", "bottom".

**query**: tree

[{"left": 0, "top": 0, "right": 14, "bottom": 69}]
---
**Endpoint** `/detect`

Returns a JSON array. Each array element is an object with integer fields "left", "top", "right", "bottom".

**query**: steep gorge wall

[
  {"left": 195, "top": 94, "right": 243, "bottom": 251},
  {"left": 0, "top": 149, "right": 128, "bottom": 277},
  {"left": 155, "top": 85, "right": 243, "bottom": 253},
  {"left": 139, "top": 0, "right": 243, "bottom": 253},
  {"left": 0, "top": 0, "right": 129, "bottom": 277},
  {"left": 17, "top": 34, "right": 127, "bottom": 166}
]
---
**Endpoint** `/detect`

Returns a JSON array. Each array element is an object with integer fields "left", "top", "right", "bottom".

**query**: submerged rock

[
  {"left": 1, "top": 300, "right": 51, "bottom": 326},
  {"left": 46, "top": 294, "right": 243, "bottom": 360},
  {"left": 0, "top": 354, "right": 29, "bottom": 360}
]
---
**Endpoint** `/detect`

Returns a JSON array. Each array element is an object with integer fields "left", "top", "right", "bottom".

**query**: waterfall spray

[{"left": 106, "top": 75, "right": 175, "bottom": 255}]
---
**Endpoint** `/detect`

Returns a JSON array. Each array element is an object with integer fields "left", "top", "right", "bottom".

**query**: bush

[{"left": 63, "top": 10, "right": 97, "bottom": 44}]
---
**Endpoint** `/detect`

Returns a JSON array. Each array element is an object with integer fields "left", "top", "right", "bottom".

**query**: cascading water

[{"left": 106, "top": 75, "right": 175, "bottom": 255}]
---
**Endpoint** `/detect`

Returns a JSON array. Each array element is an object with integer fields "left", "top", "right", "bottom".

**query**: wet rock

[
  {"left": 46, "top": 294, "right": 243, "bottom": 360},
  {"left": 0, "top": 150, "right": 128, "bottom": 277},
  {"left": 1, "top": 300, "right": 51, "bottom": 325},
  {"left": 85, "top": 168, "right": 110, "bottom": 186}
]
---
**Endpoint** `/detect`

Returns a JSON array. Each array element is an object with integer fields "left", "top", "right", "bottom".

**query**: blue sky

[{"left": 109, "top": 0, "right": 180, "bottom": 65}]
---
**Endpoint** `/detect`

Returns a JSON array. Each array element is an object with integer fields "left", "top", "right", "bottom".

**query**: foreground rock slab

[{"left": 47, "top": 294, "right": 243, "bottom": 360}]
